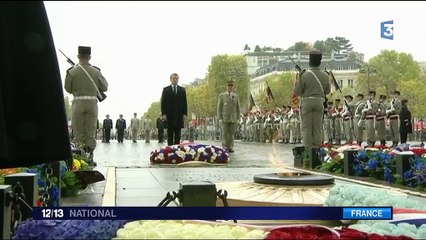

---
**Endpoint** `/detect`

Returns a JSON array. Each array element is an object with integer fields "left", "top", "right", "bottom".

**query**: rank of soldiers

[{"left": 237, "top": 90, "right": 402, "bottom": 147}]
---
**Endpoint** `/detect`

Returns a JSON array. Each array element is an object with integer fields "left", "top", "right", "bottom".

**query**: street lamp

[{"left": 359, "top": 64, "right": 377, "bottom": 91}]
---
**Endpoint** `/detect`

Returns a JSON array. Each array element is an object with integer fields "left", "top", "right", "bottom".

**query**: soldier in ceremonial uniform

[
  {"left": 130, "top": 112, "right": 140, "bottom": 143},
  {"left": 376, "top": 95, "right": 388, "bottom": 146},
  {"left": 293, "top": 49, "right": 331, "bottom": 148},
  {"left": 332, "top": 99, "right": 344, "bottom": 145},
  {"left": 65, "top": 46, "right": 108, "bottom": 163},
  {"left": 353, "top": 94, "right": 366, "bottom": 146},
  {"left": 387, "top": 90, "right": 402, "bottom": 147},
  {"left": 116, "top": 114, "right": 126, "bottom": 143},
  {"left": 324, "top": 101, "right": 334, "bottom": 144},
  {"left": 342, "top": 95, "right": 355, "bottom": 145},
  {"left": 103, "top": 114, "right": 113, "bottom": 143},
  {"left": 363, "top": 90, "right": 379, "bottom": 147},
  {"left": 217, "top": 80, "right": 240, "bottom": 152}
]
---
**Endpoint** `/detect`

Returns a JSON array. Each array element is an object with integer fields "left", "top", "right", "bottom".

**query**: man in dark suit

[
  {"left": 156, "top": 113, "right": 166, "bottom": 143},
  {"left": 161, "top": 73, "right": 188, "bottom": 146},
  {"left": 103, "top": 114, "right": 113, "bottom": 143}
]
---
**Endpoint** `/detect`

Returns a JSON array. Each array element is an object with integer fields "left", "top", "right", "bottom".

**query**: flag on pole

[
  {"left": 291, "top": 91, "right": 299, "bottom": 106},
  {"left": 265, "top": 81, "right": 274, "bottom": 104},
  {"left": 249, "top": 93, "right": 256, "bottom": 111}
]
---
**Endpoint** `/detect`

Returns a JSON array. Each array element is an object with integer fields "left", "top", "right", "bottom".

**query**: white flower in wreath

[
  {"left": 189, "top": 149, "right": 196, "bottom": 157},
  {"left": 176, "top": 150, "right": 186, "bottom": 159},
  {"left": 183, "top": 146, "right": 190, "bottom": 152},
  {"left": 167, "top": 153, "right": 175, "bottom": 158},
  {"left": 198, "top": 147, "right": 206, "bottom": 154},
  {"left": 157, "top": 153, "right": 165, "bottom": 161},
  {"left": 211, "top": 153, "right": 217, "bottom": 162},
  {"left": 171, "top": 159, "right": 176, "bottom": 164}
]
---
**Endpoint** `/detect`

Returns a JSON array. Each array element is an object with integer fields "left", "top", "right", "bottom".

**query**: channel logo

[{"left": 381, "top": 20, "right": 394, "bottom": 40}]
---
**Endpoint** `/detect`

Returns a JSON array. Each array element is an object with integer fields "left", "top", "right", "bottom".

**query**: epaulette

[
  {"left": 66, "top": 66, "right": 73, "bottom": 73},
  {"left": 93, "top": 66, "right": 101, "bottom": 71}
]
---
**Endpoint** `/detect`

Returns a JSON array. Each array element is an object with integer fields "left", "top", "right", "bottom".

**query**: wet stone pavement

[
  {"left": 62, "top": 139, "right": 298, "bottom": 206},
  {"left": 61, "top": 139, "right": 426, "bottom": 207}
]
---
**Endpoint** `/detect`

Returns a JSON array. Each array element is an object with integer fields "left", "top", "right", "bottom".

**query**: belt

[
  {"left": 366, "top": 115, "right": 376, "bottom": 120},
  {"left": 301, "top": 96, "right": 324, "bottom": 100},
  {"left": 74, "top": 96, "right": 97, "bottom": 100},
  {"left": 343, "top": 118, "right": 352, "bottom": 121},
  {"left": 389, "top": 115, "right": 399, "bottom": 120},
  {"left": 376, "top": 116, "right": 386, "bottom": 120},
  {"left": 377, "top": 118, "right": 385, "bottom": 121}
]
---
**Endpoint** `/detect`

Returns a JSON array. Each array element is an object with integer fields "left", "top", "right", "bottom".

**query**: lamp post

[{"left": 359, "top": 64, "right": 377, "bottom": 91}]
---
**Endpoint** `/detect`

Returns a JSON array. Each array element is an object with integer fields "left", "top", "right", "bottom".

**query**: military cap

[
  {"left": 226, "top": 80, "right": 234, "bottom": 86},
  {"left": 327, "top": 101, "right": 333, "bottom": 105},
  {"left": 393, "top": 90, "right": 401, "bottom": 95},
  {"left": 357, "top": 93, "right": 364, "bottom": 98},
  {"left": 368, "top": 90, "right": 376, "bottom": 95},
  {"left": 309, "top": 48, "right": 322, "bottom": 56},
  {"left": 346, "top": 95, "right": 353, "bottom": 100},
  {"left": 78, "top": 46, "right": 91, "bottom": 55},
  {"left": 106, "top": 114, "right": 109, "bottom": 117},
  {"left": 401, "top": 99, "right": 408, "bottom": 105},
  {"left": 335, "top": 99, "right": 341, "bottom": 102},
  {"left": 119, "top": 114, "right": 123, "bottom": 117},
  {"left": 379, "top": 95, "right": 387, "bottom": 99}
]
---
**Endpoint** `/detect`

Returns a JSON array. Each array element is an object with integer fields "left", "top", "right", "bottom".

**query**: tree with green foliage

[
  {"left": 144, "top": 101, "right": 161, "bottom": 124},
  {"left": 255, "top": 72, "right": 296, "bottom": 110},
  {"left": 205, "top": 55, "right": 249, "bottom": 116},
  {"left": 254, "top": 45, "right": 262, "bottom": 52},
  {"left": 356, "top": 50, "right": 425, "bottom": 117},
  {"left": 356, "top": 50, "right": 423, "bottom": 96}
]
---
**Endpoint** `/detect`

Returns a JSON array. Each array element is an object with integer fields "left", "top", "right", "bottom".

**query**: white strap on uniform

[{"left": 77, "top": 64, "right": 102, "bottom": 99}]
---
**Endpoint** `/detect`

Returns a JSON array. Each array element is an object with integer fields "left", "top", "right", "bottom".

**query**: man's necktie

[{"left": 173, "top": 86, "right": 177, "bottom": 94}]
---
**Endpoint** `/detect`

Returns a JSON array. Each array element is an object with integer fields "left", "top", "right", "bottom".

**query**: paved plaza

[{"left": 62, "top": 139, "right": 426, "bottom": 207}]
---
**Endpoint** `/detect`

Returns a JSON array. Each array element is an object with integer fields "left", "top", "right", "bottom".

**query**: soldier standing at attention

[
  {"left": 293, "top": 49, "right": 331, "bottom": 148},
  {"left": 217, "top": 80, "right": 241, "bottom": 153},
  {"left": 103, "top": 114, "right": 113, "bottom": 143},
  {"left": 130, "top": 112, "right": 140, "bottom": 143},
  {"left": 116, "top": 114, "right": 126, "bottom": 143},
  {"left": 363, "top": 91, "right": 379, "bottom": 147},
  {"left": 387, "top": 90, "right": 402, "bottom": 147},
  {"left": 353, "top": 93, "right": 366, "bottom": 146},
  {"left": 376, "top": 95, "right": 388, "bottom": 146},
  {"left": 156, "top": 113, "right": 166, "bottom": 143},
  {"left": 143, "top": 115, "right": 153, "bottom": 143},
  {"left": 65, "top": 46, "right": 108, "bottom": 162}
]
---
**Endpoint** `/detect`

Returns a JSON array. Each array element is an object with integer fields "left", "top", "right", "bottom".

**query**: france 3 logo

[{"left": 381, "top": 20, "right": 394, "bottom": 40}]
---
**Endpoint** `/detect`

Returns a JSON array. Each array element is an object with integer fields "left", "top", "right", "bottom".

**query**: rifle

[
  {"left": 325, "top": 65, "right": 352, "bottom": 118},
  {"left": 59, "top": 49, "right": 75, "bottom": 66},
  {"left": 289, "top": 56, "right": 328, "bottom": 109}
]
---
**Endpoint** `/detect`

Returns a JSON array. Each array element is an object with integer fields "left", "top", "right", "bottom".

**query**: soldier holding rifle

[{"left": 293, "top": 49, "right": 331, "bottom": 148}]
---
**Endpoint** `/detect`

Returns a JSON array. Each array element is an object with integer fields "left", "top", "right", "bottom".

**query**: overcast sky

[{"left": 44, "top": 1, "right": 426, "bottom": 121}]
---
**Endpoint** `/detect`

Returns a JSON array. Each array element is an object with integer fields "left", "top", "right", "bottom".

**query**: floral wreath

[{"left": 150, "top": 143, "right": 228, "bottom": 164}]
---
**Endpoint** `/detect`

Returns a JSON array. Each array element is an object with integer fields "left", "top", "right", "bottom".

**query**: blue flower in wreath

[
  {"left": 368, "top": 159, "right": 378, "bottom": 171},
  {"left": 355, "top": 164, "right": 364, "bottom": 176},
  {"left": 38, "top": 177, "right": 46, "bottom": 188},
  {"left": 357, "top": 150, "right": 367, "bottom": 160},
  {"left": 384, "top": 168, "right": 394, "bottom": 183}
]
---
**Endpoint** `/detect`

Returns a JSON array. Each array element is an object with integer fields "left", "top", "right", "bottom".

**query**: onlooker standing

[
  {"left": 399, "top": 99, "right": 413, "bottom": 144},
  {"left": 130, "top": 112, "right": 140, "bottom": 143},
  {"left": 116, "top": 114, "right": 126, "bottom": 143},
  {"left": 143, "top": 115, "right": 153, "bottom": 143},
  {"left": 161, "top": 73, "right": 188, "bottom": 145}
]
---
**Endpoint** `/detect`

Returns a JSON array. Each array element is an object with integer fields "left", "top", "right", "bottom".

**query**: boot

[
  {"left": 392, "top": 142, "right": 398, "bottom": 148},
  {"left": 357, "top": 141, "right": 362, "bottom": 146},
  {"left": 381, "top": 140, "right": 387, "bottom": 147}
]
